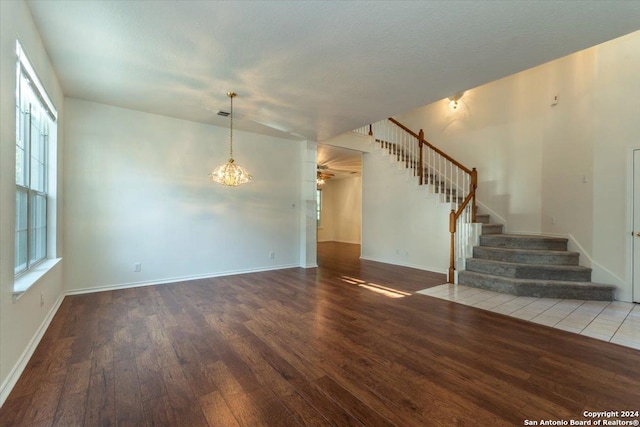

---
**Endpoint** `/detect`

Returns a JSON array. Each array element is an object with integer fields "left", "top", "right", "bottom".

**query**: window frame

[
  {"left": 14, "top": 40, "right": 57, "bottom": 278},
  {"left": 316, "top": 188, "right": 322, "bottom": 227}
]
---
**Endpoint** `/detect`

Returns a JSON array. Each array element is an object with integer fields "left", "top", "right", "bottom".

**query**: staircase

[
  {"left": 458, "top": 214, "right": 615, "bottom": 300},
  {"left": 357, "top": 119, "right": 616, "bottom": 301}
]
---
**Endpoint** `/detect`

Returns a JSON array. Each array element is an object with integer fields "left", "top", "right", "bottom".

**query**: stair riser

[
  {"left": 475, "top": 214, "right": 490, "bottom": 224},
  {"left": 458, "top": 273, "right": 614, "bottom": 301},
  {"left": 481, "top": 224, "right": 503, "bottom": 235},
  {"left": 479, "top": 235, "right": 567, "bottom": 251},
  {"left": 473, "top": 248, "right": 579, "bottom": 265},
  {"left": 465, "top": 260, "right": 591, "bottom": 282}
]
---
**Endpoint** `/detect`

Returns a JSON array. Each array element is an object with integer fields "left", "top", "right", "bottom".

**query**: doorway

[{"left": 316, "top": 144, "right": 362, "bottom": 247}]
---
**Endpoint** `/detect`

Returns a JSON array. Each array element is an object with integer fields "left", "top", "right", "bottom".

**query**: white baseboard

[
  {"left": 476, "top": 199, "right": 508, "bottom": 230},
  {"left": 564, "top": 234, "right": 628, "bottom": 301},
  {"left": 66, "top": 264, "right": 300, "bottom": 296},
  {"left": 0, "top": 292, "right": 65, "bottom": 407},
  {"left": 359, "top": 255, "right": 447, "bottom": 275},
  {"left": 540, "top": 231, "right": 595, "bottom": 269},
  {"left": 514, "top": 231, "right": 630, "bottom": 302}
]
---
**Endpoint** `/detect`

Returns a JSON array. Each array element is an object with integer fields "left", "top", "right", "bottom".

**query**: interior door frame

[{"left": 630, "top": 147, "right": 640, "bottom": 303}]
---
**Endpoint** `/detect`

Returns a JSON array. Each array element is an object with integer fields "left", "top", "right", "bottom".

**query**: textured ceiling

[{"left": 26, "top": 1, "right": 640, "bottom": 142}]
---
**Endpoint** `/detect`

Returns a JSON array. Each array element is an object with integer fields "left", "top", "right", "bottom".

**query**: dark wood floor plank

[
  {"left": 20, "top": 376, "right": 64, "bottom": 425},
  {"left": 0, "top": 394, "right": 34, "bottom": 427},
  {"left": 207, "top": 360, "right": 246, "bottom": 400},
  {"left": 61, "top": 360, "right": 92, "bottom": 395},
  {"left": 223, "top": 387, "right": 299, "bottom": 427},
  {"left": 313, "top": 375, "right": 395, "bottom": 427},
  {"left": 143, "top": 396, "right": 178, "bottom": 427},
  {"left": 219, "top": 327, "right": 344, "bottom": 427},
  {"left": 199, "top": 391, "right": 241, "bottom": 427},
  {"left": 2, "top": 242, "right": 639, "bottom": 427},
  {"left": 51, "top": 391, "right": 87, "bottom": 427},
  {"left": 113, "top": 323, "right": 137, "bottom": 363},
  {"left": 161, "top": 363, "right": 209, "bottom": 426},
  {"left": 135, "top": 349, "right": 166, "bottom": 403},
  {"left": 114, "top": 358, "right": 144, "bottom": 426},
  {"left": 144, "top": 314, "right": 182, "bottom": 367},
  {"left": 84, "top": 370, "right": 115, "bottom": 427}
]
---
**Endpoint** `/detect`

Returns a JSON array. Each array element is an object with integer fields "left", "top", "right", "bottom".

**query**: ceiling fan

[
  {"left": 317, "top": 144, "right": 362, "bottom": 183},
  {"left": 317, "top": 165, "right": 334, "bottom": 186}
]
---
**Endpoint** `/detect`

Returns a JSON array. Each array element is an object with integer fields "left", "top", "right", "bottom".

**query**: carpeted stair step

[
  {"left": 457, "top": 271, "right": 614, "bottom": 300},
  {"left": 480, "top": 234, "right": 567, "bottom": 251},
  {"left": 481, "top": 224, "right": 503, "bottom": 235},
  {"left": 475, "top": 214, "right": 490, "bottom": 224},
  {"left": 473, "top": 246, "right": 579, "bottom": 265},
  {"left": 465, "top": 258, "right": 592, "bottom": 282}
]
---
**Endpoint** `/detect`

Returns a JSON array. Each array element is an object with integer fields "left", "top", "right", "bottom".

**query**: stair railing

[{"left": 355, "top": 118, "right": 477, "bottom": 283}]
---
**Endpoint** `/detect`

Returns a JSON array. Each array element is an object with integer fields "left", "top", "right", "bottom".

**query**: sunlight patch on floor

[{"left": 341, "top": 275, "right": 411, "bottom": 298}]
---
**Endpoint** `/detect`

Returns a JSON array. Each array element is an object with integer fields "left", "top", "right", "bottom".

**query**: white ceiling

[{"left": 27, "top": 1, "right": 640, "bottom": 142}]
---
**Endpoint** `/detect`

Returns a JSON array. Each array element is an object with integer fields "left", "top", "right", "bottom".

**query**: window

[
  {"left": 316, "top": 189, "right": 322, "bottom": 226},
  {"left": 15, "top": 41, "right": 57, "bottom": 276}
]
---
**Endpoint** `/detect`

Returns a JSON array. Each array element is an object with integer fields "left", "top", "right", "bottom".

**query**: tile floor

[{"left": 417, "top": 284, "right": 640, "bottom": 350}]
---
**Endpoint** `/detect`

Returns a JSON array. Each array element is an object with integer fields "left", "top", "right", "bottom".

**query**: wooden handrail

[
  {"left": 388, "top": 117, "right": 473, "bottom": 175},
  {"left": 453, "top": 190, "right": 475, "bottom": 223},
  {"left": 382, "top": 117, "right": 477, "bottom": 284}
]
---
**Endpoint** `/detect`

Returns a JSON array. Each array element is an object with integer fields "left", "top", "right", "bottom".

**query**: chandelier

[{"left": 210, "top": 92, "right": 253, "bottom": 186}]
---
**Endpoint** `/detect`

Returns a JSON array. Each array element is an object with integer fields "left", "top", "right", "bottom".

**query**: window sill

[{"left": 13, "top": 258, "right": 62, "bottom": 302}]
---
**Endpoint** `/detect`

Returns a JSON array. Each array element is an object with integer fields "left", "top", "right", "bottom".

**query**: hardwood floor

[{"left": 1, "top": 242, "right": 639, "bottom": 426}]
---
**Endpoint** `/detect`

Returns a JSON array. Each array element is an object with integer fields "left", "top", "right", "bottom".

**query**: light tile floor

[{"left": 417, "top": 284, "right": 640, "bottom": 350}]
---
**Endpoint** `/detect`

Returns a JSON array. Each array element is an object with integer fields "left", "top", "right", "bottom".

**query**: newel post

[
  {"left": 418, "top": 129, "right": 424, "bottom": 185},
  {"left": 471, "top": 167, "right": 478, "bottom": 222},
  {"left": 449, "top": 209, "right": 456, "bottom": 283}
]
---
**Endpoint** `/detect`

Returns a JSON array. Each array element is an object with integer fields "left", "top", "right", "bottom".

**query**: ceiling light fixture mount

[
  {"left": 448, "top": 92, "right": 464, "bottom": 110},
  {"left": 210, "top": 92, "right": 253, "bottom": 186}
]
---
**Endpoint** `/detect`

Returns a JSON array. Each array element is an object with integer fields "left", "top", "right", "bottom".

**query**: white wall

[
  {"left": 362, "top": 153, "right": 450, "bottom": 274},
  {"left": 0, "top": 0, "right": 65, "bottom": 403},
  {"left": 394, "top": 31, "right": 640, "bottom": 301},
  {"left": 300, "top": 141, "right": 318, "bottom": 268},
  {"left": 318, "top": 176, "right": 362, "bottom": 244},
  {"left": 592, "top": 32, "right": 640, "bottom": 300},
  {"left": 63, "top": 98, "right": 304, "bottom": 292}
]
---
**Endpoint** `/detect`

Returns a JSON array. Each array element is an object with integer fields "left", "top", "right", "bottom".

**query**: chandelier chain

[{"left": 229, "top": 93, "right": 233, "bottom": 159}]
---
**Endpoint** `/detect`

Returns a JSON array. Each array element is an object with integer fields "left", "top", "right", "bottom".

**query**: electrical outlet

[
  {"left": 134, "top": 262, "right": 142, "bottom": 272},
  {"left": 551, "top": 216, "right": 556, "bottom": 225},
  {"left": 269, "top": 251, "right": 275, "bottom": 259},
  {"left": 40, "top": 292, "right": 44, "bottom": 307}
]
